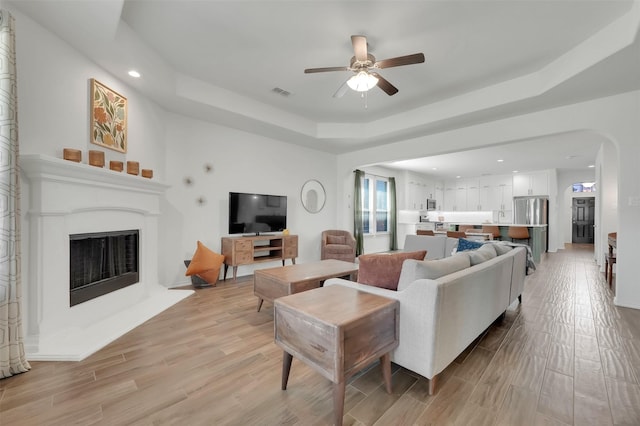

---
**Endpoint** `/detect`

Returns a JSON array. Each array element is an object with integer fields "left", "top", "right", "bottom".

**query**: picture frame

[{"left": 90, "top": 78, "right": 127, "bottom": 153}]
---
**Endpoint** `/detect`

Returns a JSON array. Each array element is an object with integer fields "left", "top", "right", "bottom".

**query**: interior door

[{"left": 572, "top": 197, "right": 595, "bottom": 243}]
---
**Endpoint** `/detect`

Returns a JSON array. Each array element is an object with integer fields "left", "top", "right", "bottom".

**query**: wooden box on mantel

[
  {"left": 63, "top": 148, "right": 81, "bottom": 162},
  {"left": 126, "top": 161, "right": 139, "bottom": 175}
]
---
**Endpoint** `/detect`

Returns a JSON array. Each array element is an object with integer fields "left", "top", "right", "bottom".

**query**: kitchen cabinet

[
  {"left": 513, "top": 171, "right": 548, "bottom": 196},
  {"left": 455, "top": 181, "right": 467, "bottom": 211},
  {"left": 434, "top": 183, "right": 444, "bottom": 211},
  {"left": 466, "top": 178, "right": 480, "bottom": 211},
  {"left": 403, "top": 172, "right": 436, "bottom": 210},
  {"left": 443, "top": 179, "right": 468, "bottom": 211},
  {"left": 443, "top": 181, "right": 456, "bottom": 211},
  {"left": 478, "top": 175, "right": 512, "bottom": 211}
]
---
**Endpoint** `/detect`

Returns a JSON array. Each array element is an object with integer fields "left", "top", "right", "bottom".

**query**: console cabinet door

[{"left": 235, "top": 240, "right": 253, "bottom": 264}]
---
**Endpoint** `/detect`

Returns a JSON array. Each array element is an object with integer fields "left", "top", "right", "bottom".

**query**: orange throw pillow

[
  {"left": 357, "top": 250, "right": 427, "bottom": 290},
  {"left": 185, "top": 241, "right": 225, "bottom": 284}
]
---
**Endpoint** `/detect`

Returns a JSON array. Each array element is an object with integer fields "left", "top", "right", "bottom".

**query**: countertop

[{"left": 443, "top": 222, "right": 548, "bottom": 227}]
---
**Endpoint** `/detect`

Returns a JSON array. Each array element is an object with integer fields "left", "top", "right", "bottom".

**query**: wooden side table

[{"left": 274, "top": 285, "right": 399, "bottom": 426}]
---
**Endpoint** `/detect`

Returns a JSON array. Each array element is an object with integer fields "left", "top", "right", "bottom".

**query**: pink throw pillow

[{"left": 357, "top": 250, "right": 427, "bottom": 290}]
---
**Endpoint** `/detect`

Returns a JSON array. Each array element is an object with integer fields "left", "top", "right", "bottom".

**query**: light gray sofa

[
  {"left": 325, "top": 242, "right": 527, "bottom": 394},
  {"left": 402, "top": 234, "right": 459, "bottom": 259}
]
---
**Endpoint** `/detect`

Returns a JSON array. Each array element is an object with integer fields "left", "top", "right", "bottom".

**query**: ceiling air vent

[{"left": 271, "top": 87, "right": 292, "bottom": 97}]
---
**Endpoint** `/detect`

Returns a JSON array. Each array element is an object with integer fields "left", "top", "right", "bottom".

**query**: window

[
  {"left": 361, "top": 175, "right": 389, "bottom": 234},
  {"left": 572, "top": 182, "right": 596, "bottom": 193}
]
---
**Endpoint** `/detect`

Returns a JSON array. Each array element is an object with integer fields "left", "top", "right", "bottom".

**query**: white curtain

[{"left": 0, "top": 9, "right": 30, "bottom": 378}]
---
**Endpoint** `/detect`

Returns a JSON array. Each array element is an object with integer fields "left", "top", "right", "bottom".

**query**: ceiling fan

[{"left": 304, "top": 35, "right": 425, "bottom": 97}]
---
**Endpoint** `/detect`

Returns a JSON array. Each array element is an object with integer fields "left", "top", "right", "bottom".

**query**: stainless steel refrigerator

[{"left": 513, "top": 197, "right": 548, "bottom": 225}]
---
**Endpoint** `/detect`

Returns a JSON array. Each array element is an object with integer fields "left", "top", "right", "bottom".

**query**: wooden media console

[{"left": 221, "top": 234, "right": 298, "bottom": 281}]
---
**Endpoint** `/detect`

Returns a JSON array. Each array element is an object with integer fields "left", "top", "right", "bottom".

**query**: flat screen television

[{"left": 228, "top": 192, "right": 287, "bottom": 235}]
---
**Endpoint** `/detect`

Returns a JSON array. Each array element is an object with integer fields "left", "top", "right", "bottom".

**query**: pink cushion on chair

[
  {"left": 357, "top": 250, "right": 427, "bottom": 290},
  {"left": 326, "top": 235, "right": 346, "bottom": 245}
]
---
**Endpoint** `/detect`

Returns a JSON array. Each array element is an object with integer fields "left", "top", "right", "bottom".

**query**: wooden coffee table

[
  {"left": 274, "top": 285, "right": 399, "bottom": 426},
  {"left": 253, "top": 259, "right": 358, "bottom": 312}
]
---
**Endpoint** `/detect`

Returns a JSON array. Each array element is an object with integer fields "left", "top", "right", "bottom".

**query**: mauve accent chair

[{"left": 321, "top": 230, "right": 357, "bottom": 263}]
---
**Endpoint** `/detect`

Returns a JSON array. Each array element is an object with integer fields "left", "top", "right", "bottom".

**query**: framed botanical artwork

[{"left": 90, "top": 78, "right": 127, "bottom": 153}]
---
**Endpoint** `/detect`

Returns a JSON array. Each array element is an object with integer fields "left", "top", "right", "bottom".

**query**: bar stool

[
  {"left": 482, "top": 225, "right": 501, "bottom": 240},
  {"left": 605, "top": 252, "right": 616, "bottom": 288},
  {"left": 508, "top": 226, "right": 530, "bottom": 246},
  {"left": 446, "top": 231, "right": 466, "bottom": 238}
]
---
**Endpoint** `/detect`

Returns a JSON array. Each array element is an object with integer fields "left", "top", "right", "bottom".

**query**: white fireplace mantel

[{"left": 20, "top": 154, "right": 192, "bottom": 361}]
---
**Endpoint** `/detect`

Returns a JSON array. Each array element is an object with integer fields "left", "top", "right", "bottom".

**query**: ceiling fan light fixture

[{"left": 347, "top": 71, "right": 379, "bottom": 92}]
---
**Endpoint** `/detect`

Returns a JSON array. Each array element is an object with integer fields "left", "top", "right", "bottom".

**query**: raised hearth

[{"left": 20, "top": 154, "right": 193, "bottom": 361}]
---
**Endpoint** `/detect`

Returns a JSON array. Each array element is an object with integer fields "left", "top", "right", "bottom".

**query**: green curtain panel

[
  {"left": 0, "top": 10, "right": 30, "bottom": 378},
  {"left": 353, "top": 170, "right": 364, "bottom": 256},
  {"left": 389, "top": 177, "right": 397, "bottom": 251}
]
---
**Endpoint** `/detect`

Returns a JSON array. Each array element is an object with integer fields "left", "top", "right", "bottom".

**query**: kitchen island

[{"left": 443, "top": 223, "right": 548, "bottom": 263}]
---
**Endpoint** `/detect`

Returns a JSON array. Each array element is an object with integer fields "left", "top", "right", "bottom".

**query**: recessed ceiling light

[
  {"left": 432, "top": 167, "right": 438, "bottom": 170},
  {"left": 497, "top": 159, "right": 504, "bottom": 163},
  {"left": 588, "top": 164, "right": 595, "bottom": 168},
  {"left": 512, "top": 170, "right": 519, "bottom": 173},
  {"left": 128, "top": 70, "right": 141, "bottom": 78},
  {"left": 456, "top": 175, "right": 461, "bottom": 179}
]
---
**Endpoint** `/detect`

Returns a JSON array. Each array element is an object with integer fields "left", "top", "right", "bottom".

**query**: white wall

[
  {"left": 160, "top": 113, "right": 336, "bottom": 285},
  {"left": 336, "top": 91, "right": 640, "bottom": 310},
  {"left": 596, "top": 142, "right": 619, "bottom": 269},
  {"left": 13, "top": 6, "right": 337, "bottom": 292}
]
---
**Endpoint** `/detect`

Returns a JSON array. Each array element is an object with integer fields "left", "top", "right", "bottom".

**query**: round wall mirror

[{"left": 301, "top": 179, "right": 326, "bottom": 213}]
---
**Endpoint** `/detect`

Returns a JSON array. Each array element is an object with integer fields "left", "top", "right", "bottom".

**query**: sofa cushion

[
  {"left": 397, "top": 253, "right": 471, "bottom": 291},
  {"left": 325, "top": 244, "right": 354, "bottom": 254},
  {"left": 492, "top": 242, "right": 514, "bottom": 256},
  {"left": 357, "top": 250, "right": 427, "bottom": 290},
  {"left": 468, "top": 243, "right": 497, "bottom": 266},
  {"left": 326, "top": 234, "right": 346, "bottom": 245},
  {"left": 457, "top": 238, "right": 484, "bottom": 252},
  {"left": 185, "top": 240, "right": 225, "bottom": 283},
  {"left": 404, "top": 235, "right": 456, "bottom": 260},
  {"left": 446, "top": 237, "right": 459, "bottom": 257}
]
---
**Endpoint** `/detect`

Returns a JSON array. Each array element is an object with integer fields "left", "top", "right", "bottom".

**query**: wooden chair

[
  {"left": 446, "top": 231, "right": 466, "bottom": 238},
  {"left": 417, "top": 230, "right": 434, "bottom": 236},
  {"left": 481, "top": 225, "right": 501, "bottom": 240},
  {"left": 508, "top": 226, "right": 530, "bottom": 245}
]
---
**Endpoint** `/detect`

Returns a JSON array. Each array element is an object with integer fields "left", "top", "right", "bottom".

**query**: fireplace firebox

[{"left": 69, "top": 229, "right": 140, "bottom": 306}]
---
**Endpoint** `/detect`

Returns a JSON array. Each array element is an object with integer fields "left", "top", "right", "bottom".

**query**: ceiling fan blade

[
  {"left": 304, "top": 66, "right": 349, "bottom": 74},
  {"left": 333, "top": 79, "right": 350, "bottom": 98},
  {"left": 375, "top": 53, "right": 425, "bottom": 69},
  {"left": 351, "top": 35, "right": 368, "bottom": 62},
  {"left": 371, "top": 73, "right": 398, "bottom": 96}
]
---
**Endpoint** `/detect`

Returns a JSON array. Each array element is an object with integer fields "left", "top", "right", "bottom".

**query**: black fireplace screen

[{"left": 69, "top": 229, "right": 139, "bottom": 306}]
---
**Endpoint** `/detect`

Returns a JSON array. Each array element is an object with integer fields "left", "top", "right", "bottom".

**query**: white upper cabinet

[
  {"left": 466, "top": 178, "right": 480, "bottom": 211},
  {"left": 478, "top": 175, "right": 512, "bottom": 211},
  {"left": 513, "top": 171, "right": 548, "bottom": 196},
  {"left": 403, "top": 172, "right": 437, "bottom": 210},
  {"left": 434, "top": 182, "right": 444, "bottom": 211}
]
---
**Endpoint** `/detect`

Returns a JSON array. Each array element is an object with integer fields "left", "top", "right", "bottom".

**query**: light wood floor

[{"left": 2, "top": 244, "right": 639, "bottom": 425}]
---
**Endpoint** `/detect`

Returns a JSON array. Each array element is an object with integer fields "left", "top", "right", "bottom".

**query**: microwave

[{"left": 426, "top": 199, "right": 437, "bottom": 211}]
